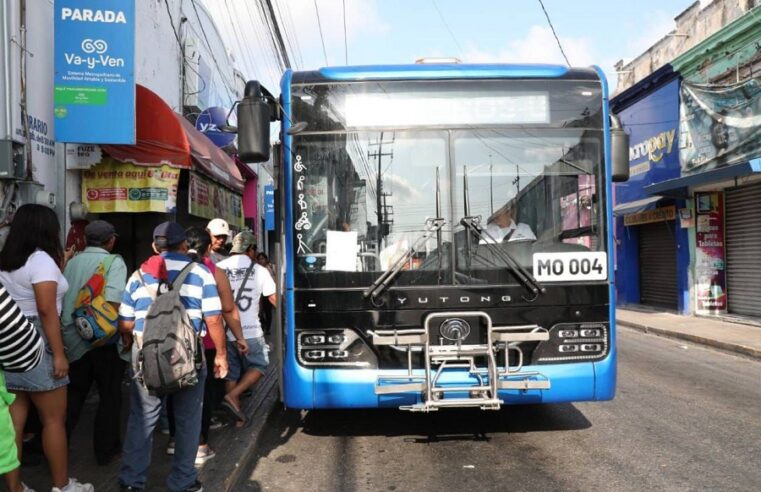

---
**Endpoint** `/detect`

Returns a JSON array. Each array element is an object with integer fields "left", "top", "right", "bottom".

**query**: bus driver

[{"left": 480, "top": 203, "right": 536, "bottom": 244}]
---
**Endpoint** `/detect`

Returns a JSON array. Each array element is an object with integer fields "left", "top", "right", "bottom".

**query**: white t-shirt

[
  {"left": 217, "top": 255, "right": 276, "bottom": 340},
  {"left": 0, "top": 250, "right": 69, "bottom": 316}
]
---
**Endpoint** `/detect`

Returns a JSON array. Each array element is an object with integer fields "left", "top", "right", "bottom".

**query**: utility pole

[
  {"left": 367, "top": 132, "right": 394, "bottom": 251},
  {"left": 489, "top": 154, "right": 493, "bottom": 216}
]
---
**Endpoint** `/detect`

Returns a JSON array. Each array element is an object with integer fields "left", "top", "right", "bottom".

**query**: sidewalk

[
  {"left": 20, "top": 364, "right": 279, "bottom": 492},
  {"left": 617, "top": 308, "right": 761, "bottom": 360}
]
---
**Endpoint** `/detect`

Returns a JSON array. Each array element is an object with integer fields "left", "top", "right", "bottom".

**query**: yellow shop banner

[
  {"left": 82, "top": 158, "right": 180, "bottom": 214},
  {"left": 189, "top": 172, "right": 244, "bottom": 229}
]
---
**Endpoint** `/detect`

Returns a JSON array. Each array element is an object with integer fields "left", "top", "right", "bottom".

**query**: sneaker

[
  {"left": 209, "top": 416, "right": 225, "bottom": 430},
  {"left": 166, "top": 440, "right": 175, "bottom": 455},
  {"left": 21, "top": 483, "right": 35, "bottom": 492},
  {"left": 195, "top": 444, "right": 216, "bottom": 465},
  {"left": 51, "top": 478, "right": 94, "bottom": 492}
]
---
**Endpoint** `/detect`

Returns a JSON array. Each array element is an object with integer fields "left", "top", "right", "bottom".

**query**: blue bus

[{"left": 237, "top": 63, "right": 629, "bottom": 411}]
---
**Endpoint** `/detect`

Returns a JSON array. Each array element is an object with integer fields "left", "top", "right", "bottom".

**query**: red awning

[
  {"left": 176, "top": 116, "right": 244, "bottom": 193},
  {"left": 102, "top": 85, "right": 243, "bottom": 193},
  {"left": 102, "top": 85, "right": 191, "bottom": 168}
]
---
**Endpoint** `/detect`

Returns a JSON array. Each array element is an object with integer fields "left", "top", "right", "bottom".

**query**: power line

[
  {"left": 223, "top": 0, "right": 258, "bottom": 78},
  {"left": 262, "top": 0, "right": 292, "bottom": 69},
  {"left": 343, "top": 0, "right": 348, "bottom": 65},
  {"left": 272, "top": 0, "right": 301, "bottom": 69},
  {"left": 431, "top": 0, "right": 464, "bottom": 58},
  {"left": 313, "top": 0, "right": 329, "bottom": 66},
  {"left": 537, "top": 0, "right": 571, "bottom": 66},
  {"left": 240, "top": 0, "right": 284, "bottom": 85},
  {"left": 279, "top": 0, "right": 305, "bottom": 68},
  {"left": 189, "top": 0, "right": 238, "bottom": 102}
]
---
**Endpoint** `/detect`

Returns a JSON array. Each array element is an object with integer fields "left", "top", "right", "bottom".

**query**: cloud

[
  {"left": 460, "top": 25, "right": 596, "bottom": 66},
  {"left": 624, "top": 10, "right": 674, "bottom": 60}
]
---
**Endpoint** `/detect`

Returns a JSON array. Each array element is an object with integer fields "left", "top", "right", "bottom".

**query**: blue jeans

[{"left": 119, "top": 367, "right": 206, "bottom": 491}]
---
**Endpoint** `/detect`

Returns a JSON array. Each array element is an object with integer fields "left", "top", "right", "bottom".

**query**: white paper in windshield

[{"left": 326, "top": 231, "right": 359, "bottom": 272}]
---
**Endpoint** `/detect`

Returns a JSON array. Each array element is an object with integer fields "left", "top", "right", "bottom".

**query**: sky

[{"left": 204, "top": 0, "right": 703, "bottom": 94}]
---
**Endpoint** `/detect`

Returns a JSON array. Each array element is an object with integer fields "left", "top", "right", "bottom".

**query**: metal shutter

[
  {"left": 639, "top": 221, "right": 677, "bottom": 309},
  {"left": 725, "top": 184, "right": 761, "bottom": 317}
]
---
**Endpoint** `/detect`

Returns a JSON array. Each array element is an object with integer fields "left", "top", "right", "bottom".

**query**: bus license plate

[{"left": 532, "top": 252, "right": 608, "bottom": 282}]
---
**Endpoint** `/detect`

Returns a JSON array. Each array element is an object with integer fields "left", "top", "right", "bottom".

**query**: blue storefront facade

[
  {"left": 612, "top": 68, "right": 691, "bottom": 314},
  {"left": 613, "top": 10, "right": 761, "bottom": 319}
]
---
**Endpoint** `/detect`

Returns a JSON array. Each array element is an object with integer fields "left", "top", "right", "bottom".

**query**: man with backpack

[
  {"left": 61, "top": 220, "right": 127, "bottom": 466},
  {"left": 117, "top": 222, "right": 229, "bottom": 492}
]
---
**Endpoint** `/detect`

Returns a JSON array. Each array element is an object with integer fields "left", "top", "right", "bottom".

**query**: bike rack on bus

[{"left": 369, "top": 311, "right": 551, "bottom": 412}]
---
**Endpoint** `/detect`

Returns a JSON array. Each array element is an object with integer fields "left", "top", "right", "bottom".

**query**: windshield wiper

[
  {"left": 363, "top": 217, "right": 446, "bottom": 300},
  {"left": 460, "top": 215, "right": 545, "bottom": 301}
]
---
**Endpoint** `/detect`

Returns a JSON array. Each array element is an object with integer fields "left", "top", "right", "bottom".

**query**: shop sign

[
  {"left": 54, "top": 0, "right": 136, "bottom": 143},
  {"left": 694, "top": 192, "right": 727, "bottom": 314},
  {"left": 264, "top": 184, "right": 275, "bottom": 231},
  {"left": 680, "top": 78, "right": 761, "bottom": 176},
  {"left": 82, "top": 158, "right": 179, "bottom": 213},
  {"left": 623, "top": 205, "right": 676, "bottom": 227},
  {"left": 195, "top": 107, "right": 236, "bottom": 148},
  {"left": 189, "top": 172, "right": 244, "bottom": 229},
  {"left": 615, "top": 79, "right": 681, "bottom": 205},
  {"left": 65, "top": 144, "right": 102, "bottom": 169}
]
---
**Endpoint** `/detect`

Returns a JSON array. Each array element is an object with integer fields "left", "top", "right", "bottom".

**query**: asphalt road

[{"left": 239, "top": 327, "right": 761, "bottom": 491}]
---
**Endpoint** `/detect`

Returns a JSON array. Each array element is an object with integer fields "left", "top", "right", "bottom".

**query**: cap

[
  {"left": 230, "top": 231, "right": 256, "bottom": 254},
  {"left": 153, "top": 222, "right": 187, "bottom": 247},
  {"left": 207, "top": 218, "right": 230, "bottom": 237},
  {"left": 85, "top": 220, "right": 117, "bottom": 244}
]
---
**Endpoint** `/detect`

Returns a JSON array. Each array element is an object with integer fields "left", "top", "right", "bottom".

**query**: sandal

[{"left": 221, "top": 396, "right": 246, "bottom": 421}]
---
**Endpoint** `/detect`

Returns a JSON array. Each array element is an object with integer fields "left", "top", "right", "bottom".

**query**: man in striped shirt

[{"left": 117, "top": 222, "right": 228, "bottom": 492}]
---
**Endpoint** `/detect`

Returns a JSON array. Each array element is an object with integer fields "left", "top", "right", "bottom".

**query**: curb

[
  {"left": 617, "top": 319, "right": 761, "bottom": 361},
  {"left": 200, "top": 364, "right": 280, "bottom": 491}
]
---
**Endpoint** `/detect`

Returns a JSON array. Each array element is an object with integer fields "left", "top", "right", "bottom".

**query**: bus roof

[{"left": 290, "top": 64, "right": 601, "bottom": 84}]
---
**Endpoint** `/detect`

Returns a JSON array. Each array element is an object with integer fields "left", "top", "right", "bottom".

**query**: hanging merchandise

[{"left": 82, "top": 158, "right": 180, "bottom": 213}]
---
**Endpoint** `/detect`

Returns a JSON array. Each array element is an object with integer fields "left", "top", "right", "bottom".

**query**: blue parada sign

[
  {"left": 264, "top": 184, "right": 275, "bottom": 231},
  {"left": 54, "top": 0, "right": 135, "bottom": 144}
]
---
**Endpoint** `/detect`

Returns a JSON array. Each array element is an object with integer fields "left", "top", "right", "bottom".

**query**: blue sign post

[
  {"left": 264, "top": 185, "right": 275, "bottom": 231},
  {"left": 54, "top": 0, "right": 135, "bottom": 143}
]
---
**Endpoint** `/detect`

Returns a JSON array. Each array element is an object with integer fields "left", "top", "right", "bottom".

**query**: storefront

[
  {"left": 644, "top": 78, "right": 761, "bottom": 318},
  {"left": 612, "top": 69, "right": 690, "bottom": 313},
  {"left": 72, "top": 85, "right": 244, "bottom": 270}
]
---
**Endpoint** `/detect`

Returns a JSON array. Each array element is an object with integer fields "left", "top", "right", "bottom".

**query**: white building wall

[{"left": 1, "top": 0, "right": 247, "bottom": 233}]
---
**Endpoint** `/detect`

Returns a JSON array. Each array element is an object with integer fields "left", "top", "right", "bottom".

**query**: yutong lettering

[{"left": 61, "top": 8, "right": 127, "bottom": 23}]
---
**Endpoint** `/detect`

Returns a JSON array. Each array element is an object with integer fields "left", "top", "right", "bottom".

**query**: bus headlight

[
  {"left": 297, "top": 329, "right": 377, "bottom": 367},
  {"left": 533, "top": 322, "right": 609, "bottom": 363}
]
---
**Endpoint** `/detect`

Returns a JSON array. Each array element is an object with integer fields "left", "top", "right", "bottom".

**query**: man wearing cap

[
  {"left": 117, "top": 222, "right": 228, "bottom": 492},
  {"left": 206, "top": 218, "right": 230, "bottom": 264},
  {"left": 216, "top": 231, "right": 276, "bottom": 424},
  {"left": 61, "top": 220, "right": 128, "bottom": 466}
]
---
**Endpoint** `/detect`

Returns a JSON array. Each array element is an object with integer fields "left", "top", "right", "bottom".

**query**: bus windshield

[{"left": 290, "top": 79, "right": 605, "bottom": 289}]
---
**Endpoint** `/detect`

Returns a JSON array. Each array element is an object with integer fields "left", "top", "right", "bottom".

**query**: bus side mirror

[
  {"left": 610, "top": 115, "right": 629, "bottom": 182},
  {"left": 238, "top": 81, "right": 271, "bottom": 163}
]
